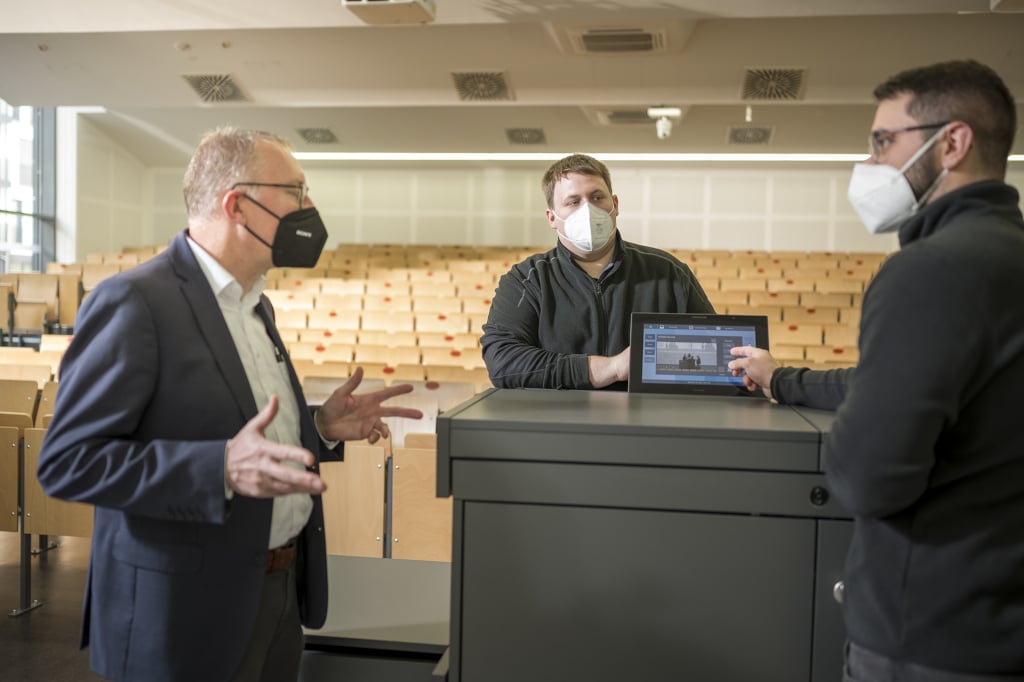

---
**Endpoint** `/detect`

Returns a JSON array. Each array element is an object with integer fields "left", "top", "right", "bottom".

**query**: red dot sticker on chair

[
  {"left": 769, "top": 293, "right": 778, "bottom": 298},
  {"left": 324, "top": 331, "right": 333, "bottom": 337},
  {"left": 425, "top": 381, "right": 440, "bottom": 390},
  {"left": 294, "top": 280, "right": 302, "bottom": 286},
  {"left": 475, "top": 284, "right": 483, "bottom": 290},
  {"left": 444, "top": 335, "right": 454, "bottom": 341},
  {"left": 833, "top": 348, "right": 845, "bottom": 355},
  {"left": 450, "top": 350, "right": 462, "bottom": 357},
  {"left": 788, "top": 325, "right": 798, "bottom": 331},
  {"left": 757, "top": 268, "right": 765, "bottom": 273},
  {"left": 846, "top": 270, "right": 854, "bottom": 276},
  {"left": 384, "top": 282, "right": 392, "bottom": 288},
  {"left": 383, "top": 366, "right": 395, "bottom": 374},
  {"left": 315, "top": 344, "right": 326, "bottom": 352},
  {"left": 786, "top": 279, "right": 794, "bottom": 284},
  {"left": 329, "top": 311, "right": 337, "bottom": 317},
  {"left": 807, "top": 308, "right": 816, "bottom": 313},
  {"left": 438, "top": 314, "right": 447, "bottom": 320},
  {"left": 427, "top": 271, "right": 434, "bottom": 277},
  {"left": 384, "top": 296, "right": 391, "bottom": 302},
  {"left": 287, "top": 294, "right": 295, "bottom": 299}
]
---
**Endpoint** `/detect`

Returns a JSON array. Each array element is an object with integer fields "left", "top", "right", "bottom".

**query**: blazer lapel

[{"left": 168, "top": 232, "right": 259, "bottom": 420}]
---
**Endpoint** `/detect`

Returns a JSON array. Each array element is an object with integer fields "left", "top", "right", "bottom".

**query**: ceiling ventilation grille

[
  {"left": 572, "top": 27, "right": 665, "bottom": 53},
  {"left": 601, "top": 110, "right": 656, "bottom": 125},
  {"left": 547, "top": 20, "right": 695, "bottom": 56},
  {"left": 451, "top": 72, "right": 513, "bottom": 101},
  {"left": 741, "top": 68, "right": 805, "bottom": 100},
  {"left": 506, "top": 128, "right": 547, "bottom": 145},
  {"left": 728, "top": 125, "right": 774, "bottom": 145},
  {"left": 297, "top": 128, "right": 339, "bottom": 144},
  {"left": 182, "top": 74, "right": 249, "bottom": 103}
]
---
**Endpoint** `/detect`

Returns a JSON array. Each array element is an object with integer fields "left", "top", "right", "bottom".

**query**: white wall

[
  {"left": 149, "top": 161, "right": 910, "bottom": 256},
  {"left": 76, "top": 114, "right": 1024, "bottom": 260},
  {"left": 66, "top": 118, "right": 152, "bottom": 261}
]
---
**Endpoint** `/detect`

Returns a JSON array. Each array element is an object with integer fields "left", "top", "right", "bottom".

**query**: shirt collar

[{"left": 185, "top": 232, "right": 265, "bottom": 307}]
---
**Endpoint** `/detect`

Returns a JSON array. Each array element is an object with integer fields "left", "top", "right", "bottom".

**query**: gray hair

[{"left": 182, "top": 126, "right": 293, "bottom": 221}]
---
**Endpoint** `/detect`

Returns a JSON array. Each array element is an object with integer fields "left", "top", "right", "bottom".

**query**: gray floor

[{"left": 0, "top": 533, "right": 102, "bottom": 682}]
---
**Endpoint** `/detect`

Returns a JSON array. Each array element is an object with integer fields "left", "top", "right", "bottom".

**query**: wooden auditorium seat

[
  {"left": 23, "top": 427, "right": 94, "bottom": 538},
  {"left": 392, "top": 438, "right": 452, "bottom": 562}
]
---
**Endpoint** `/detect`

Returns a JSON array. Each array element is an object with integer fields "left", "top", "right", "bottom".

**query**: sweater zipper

[{"left": 592, "top": 277, "right": 609, "bottom": 354}]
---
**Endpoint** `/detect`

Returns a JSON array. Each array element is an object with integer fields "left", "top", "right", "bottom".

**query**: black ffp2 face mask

[{"left": 240, "top": 195, "right": 328, "bottom": 268}]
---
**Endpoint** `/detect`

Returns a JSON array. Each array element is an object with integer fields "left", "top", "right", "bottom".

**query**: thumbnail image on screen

[{"left": 640, "top": 323, "right": 758, "bottom": 387}]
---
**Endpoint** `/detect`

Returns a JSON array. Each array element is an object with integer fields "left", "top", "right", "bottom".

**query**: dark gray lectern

[{"left": 436, "top": 388, "right": 851, "bottom": 682}]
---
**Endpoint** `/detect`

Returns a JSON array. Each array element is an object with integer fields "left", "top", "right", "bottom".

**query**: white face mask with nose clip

[
  {"left": 555, "top": 202, "right": 615, "bottom": 252},
  {"left": 847, "top": 125, "right": 949, "bottom": 235}
]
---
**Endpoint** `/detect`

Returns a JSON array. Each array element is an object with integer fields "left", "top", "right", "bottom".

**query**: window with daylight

[{"left": 0, "top": 98, "right": 55, "bottom": 273}]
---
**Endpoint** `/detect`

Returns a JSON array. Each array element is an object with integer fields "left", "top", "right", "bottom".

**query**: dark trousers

[
  {"left": 844, "top": 641, "right": 1024, "bottom": 682},
  {"left": 231, "top": 565, "right": 303, "bottom": 682}
]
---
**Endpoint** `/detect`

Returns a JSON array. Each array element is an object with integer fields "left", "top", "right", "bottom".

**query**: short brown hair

[
  {"left": 873, "top": 60, "right": 1016, "bottom": 176},
  {"left": 182, "top": 127, "right": 292, "bottom": 222},
  {"left": 541, "top": 154, "right": 614, "bottom": 208}
]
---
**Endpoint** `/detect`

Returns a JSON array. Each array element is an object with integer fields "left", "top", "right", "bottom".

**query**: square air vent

[
  {"left": 182, "top": 74, "right": 249, "bottom": 103},
  {"left": 506, "top": 128, "right": 546, "bottom": 145},
  {"left": 741, "top": 68, "right": 806, "bottom": 101},
  {"left": 297, "top": 128, "right": 339, "bottom": 144},
  {"left": 451, "top": 72, "right": 514, "bottom": 101},
  {"left": 727, "top": 125, "right": 774, "bottom": 145}
]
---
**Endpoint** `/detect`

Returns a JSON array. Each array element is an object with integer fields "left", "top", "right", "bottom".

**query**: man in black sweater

[
  {"left": 729, "top": 61, "right": 1024, "bottom": 681},
  {"left": 482, "top": 154, "right": 714, "bottom": 390}
]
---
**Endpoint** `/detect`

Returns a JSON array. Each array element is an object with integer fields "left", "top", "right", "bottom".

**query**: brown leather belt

[{"left": 266, "top": 542, "right": 297, "bottom": 573}]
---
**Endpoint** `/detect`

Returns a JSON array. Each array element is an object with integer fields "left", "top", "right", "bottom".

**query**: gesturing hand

[
  {"left": 727, "top": 345, "right": 779, "bottom": 400},
  {"left": 226, "top": 396, "right": 326, "bottom": 497},
  {"left": 316, "top": 367, "right": 425, "bottom": 444}
]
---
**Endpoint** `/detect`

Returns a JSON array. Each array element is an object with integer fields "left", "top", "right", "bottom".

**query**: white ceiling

[{"left": 1, "top": 0, "right": 1022, "bottom": 166}]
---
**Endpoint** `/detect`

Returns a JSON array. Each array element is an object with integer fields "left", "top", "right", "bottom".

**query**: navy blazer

[{"left": 38, "top": 231, "right": 337, "bottom": 682}]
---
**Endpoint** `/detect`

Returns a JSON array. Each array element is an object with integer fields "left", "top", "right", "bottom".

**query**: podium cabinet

[{"left": 437, "top": 388, "right": 850, "bottom": 682}]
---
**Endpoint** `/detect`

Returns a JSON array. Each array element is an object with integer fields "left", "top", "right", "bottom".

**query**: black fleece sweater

[
  {"left": 779, "top": 180, "right": 1024, "bottom": 673},
  {"left": 481, "top": 233, "right": 714, "bottom": 389}
]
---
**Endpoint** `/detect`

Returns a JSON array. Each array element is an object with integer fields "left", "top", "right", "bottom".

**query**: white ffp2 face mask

[
  {"left": 556, "top": 202, "right": 615, "bottom": 252},
  {"left": 847, "top": 125, "right": 948, "bottom": 234}
]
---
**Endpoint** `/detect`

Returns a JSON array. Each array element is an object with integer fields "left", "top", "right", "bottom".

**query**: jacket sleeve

[
  {"left": 37, "top": 277, "right": 230, "bottom": 523},
  {"left": 770, "top": 366, "right": 853, "bottom": 410},
  {"left": 481, "top": 270, "right": 593, "bottom": 389},
  {"left": 823, "top": 248, "right": 979, "bottom": 518}
]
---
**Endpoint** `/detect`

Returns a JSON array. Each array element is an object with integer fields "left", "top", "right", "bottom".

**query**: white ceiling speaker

[{"left": 341, "top": 0, "right": 436, "bottom": 25}]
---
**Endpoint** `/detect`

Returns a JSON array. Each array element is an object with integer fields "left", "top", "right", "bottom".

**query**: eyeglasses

[
  {"left": 868, "top": 122, "right": 949, "bottom": 161},
  {"left": 231, "top": 182, "right": 308, "bottom": 209}
]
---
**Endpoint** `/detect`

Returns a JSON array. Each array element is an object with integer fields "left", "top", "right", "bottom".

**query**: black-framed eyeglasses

[
  {"left": 868, "top": 122, "right": 949, "bottom": 161},
  {"left": 231, "top": 182, "right": 308, "bottom": 209}
]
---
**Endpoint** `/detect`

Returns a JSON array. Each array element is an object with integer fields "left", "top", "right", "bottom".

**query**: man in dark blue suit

[{"left": 38, "top": 127, "right": 421, "bottom": 681}]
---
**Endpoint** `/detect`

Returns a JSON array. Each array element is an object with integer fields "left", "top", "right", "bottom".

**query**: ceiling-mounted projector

[{"left": 341, "top": 0, "right": 436, "bottom": 25}]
